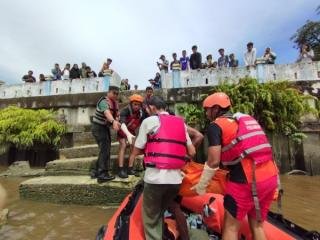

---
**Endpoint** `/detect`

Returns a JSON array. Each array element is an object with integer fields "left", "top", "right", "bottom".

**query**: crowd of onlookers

[
  {"left": 22, "top": 42, "right": 316, "bottom": 88},
  {"left": 22, "top": 58, "right": 115, "bottom": 83},
  {"left": 155, "top": 42, "right": 278, "bottom": 75},
  {"left": 148, "top": 42, "right": 316, "bottom": 89}
]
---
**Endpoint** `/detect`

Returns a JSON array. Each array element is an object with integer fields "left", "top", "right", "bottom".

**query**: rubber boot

[
  {"left": 127, "top": 167, "right": 138, "bottom": 176},
  {"left": 118, "top": 167, "right": 128, "bottom": 178},
  {"left": 97, "top": 172, "right": 115, "bottom": 183}
]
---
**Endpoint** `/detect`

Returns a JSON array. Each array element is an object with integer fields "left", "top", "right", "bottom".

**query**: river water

[{"left": 0, "top": 173, "right": 319, "bottom": 240}]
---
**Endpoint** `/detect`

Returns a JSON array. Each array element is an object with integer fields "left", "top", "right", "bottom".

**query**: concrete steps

[
  {"left": 44, "top": 155, "right": 130, "bottom": 176},
  {"left": 19, "top": 175, "right": 141, "bottom": 205},
  {"left": 59, "top": 142, "right": 121, "bottom": 159}
]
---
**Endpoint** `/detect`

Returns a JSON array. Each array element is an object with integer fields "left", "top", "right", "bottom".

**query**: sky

[{"left": 0, "top": 0, "right": 319, "bottom": 89}]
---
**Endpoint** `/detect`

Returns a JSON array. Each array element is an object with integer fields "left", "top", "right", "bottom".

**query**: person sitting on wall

[
  {"left": 98, "top": 58, "right": 114, "bottom": 77},
  {"left": 85, "top": 66, "right": 97, "bottom": 78},
  {"left": 117, "top": 94, "right": 145, "bottom": 178},
  {"left": 22, "top": 70, "right": 36, "bottom": 83},
  {"left": 149, "top": 72, "right": 161, "bottom": 89},
  {"left": 261, "top": 47, "right": 277, "bottom": 64},
  {"left": 120, "top": 79, "right": 130, "bottom": 91},
  {"left": 228, "top": 53, "right": 239, "bottom": 67},
  {"left": 204, "top": 54, "right": 215, "bottom": 69}
]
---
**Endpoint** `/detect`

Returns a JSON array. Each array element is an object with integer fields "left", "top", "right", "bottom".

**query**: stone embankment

[{"left": 18, "top": 132, "right": 141, "bottom": 205}]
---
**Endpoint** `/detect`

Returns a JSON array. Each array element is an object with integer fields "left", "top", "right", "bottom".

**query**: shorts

[{"left": 224, "top": 175, "right": 277, "bottom": 221}]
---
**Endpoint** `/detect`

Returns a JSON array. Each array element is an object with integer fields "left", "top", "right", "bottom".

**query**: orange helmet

[
  {"left": 129, "top": 94, "right": 143, "bottom": 103},
  {"left": 203, "top": 92, "right": 231, "bottom": 108}
]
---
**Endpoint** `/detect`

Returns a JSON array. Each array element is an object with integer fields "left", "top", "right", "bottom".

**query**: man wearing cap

[
  {"left": 129, "top": 96, "right": 196, "bottom": 240},
  {"left": 91, "top": 86, "right": 121, "bottom": 183}
]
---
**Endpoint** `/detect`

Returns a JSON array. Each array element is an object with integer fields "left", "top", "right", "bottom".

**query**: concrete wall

[
  {"left": 162, "top": 61, "right": 320, "bottom": 88},
  {"left": 0, "top": 73, "right": 121, "bottom": 99}
]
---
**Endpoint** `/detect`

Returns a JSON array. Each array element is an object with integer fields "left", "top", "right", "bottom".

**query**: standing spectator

[
  {"left": 157, "top": 55, "right": 169, "bottom": 72},
  {"left": 22, "top": 70, "right": 36, "bottom": 83},
  {"left": 85, "top": 66, "right": 97, "bottom": 78},
  {"left": 51, "top": 63, "right": 62, "bottom": 80},
  {"left": 70, "top": 64, "right": 81, "bottom": 79},
  {"left": 134, "top": 85, "right": 138, "bottom": 90},
  {"left": 128, "top": 96, "right": 195, "bottom": 240},
  {"left": 62, "top": 63, "right": 71, "bottom": 80},
  {"left": 99, "top": 58, "right": 114, "bottom": 77},
  {"left": 80, "top": 62, "right": 87, "bottom": 78},
  {"left": 91, "top": 86, "right": 121, "bottom": 182},
  {"left": 218, "top": 48, "right": 229, "bottom": 67},
  {"left": 190, "top": 45, "right": 202, "bottom": 70},
  {"left": 39, "top": 74, "right": 46, "bottom": 82},
  {"left": 297, "top": 43, "right": 314, "bottom": 63},
  {"left": 244, "top": 42, "right": 257, "bottom": 69},
  {"left": 204, "top": 54, "right": 215, "bottom": 69},
  {"left": 180, "top": 50, "right": 190, "bottom": 71},
  {"left": 229, "top": 53, "right": 239, "bottom": 67},
  {"left": 149, "top": 72, "right": 161, "bottom": 89},
  {"left": 262, "top": 47, "right": 277, "bottom": 64},
  {"left": 170, "top": 53, "right": 181, "bottom": 70}
]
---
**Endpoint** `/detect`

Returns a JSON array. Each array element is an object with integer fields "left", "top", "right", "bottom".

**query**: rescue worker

[
  {"left": 91, "top": 86, "right": 121, "bottom": 183},
  {"left": 129, "top": 96, "right": 196, "bottom": 240},
  {"left": 192, "top": 92, "right": 278, "bottom": 240},
  {"left": 117, "top": 94, "right": 145, "bottom": 178}
]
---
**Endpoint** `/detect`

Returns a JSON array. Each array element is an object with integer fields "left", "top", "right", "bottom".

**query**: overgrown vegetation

[
  {"left": 0, "top": 106, "right": 66, "bottom": 149},
  {"left": 178, "top": 78, "right": 318, "bottom": 143}
]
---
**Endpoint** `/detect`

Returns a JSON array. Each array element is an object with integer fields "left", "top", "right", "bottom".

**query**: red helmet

[
  {"left": 203, "top": 92, "right": 231, "bottom": 108},
  {"left": 129, "top": 94, "right": 143, "bottom": 103}
]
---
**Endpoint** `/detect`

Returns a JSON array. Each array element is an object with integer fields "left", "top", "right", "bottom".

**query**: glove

[
  {"left": 120, "top": 123, "right": 136, "bottom": 145},
  {"left": 191, "top": 163, "right": 218, "bottom": 195}
]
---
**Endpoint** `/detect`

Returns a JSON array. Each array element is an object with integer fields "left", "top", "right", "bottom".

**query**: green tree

[
  {"left": 178, "top": 78, "right": 318, "bottom": 143},
  {"left": 290, "top": 7, "right": 320, "bottom": 60},
  {"left": 0, "top": 106, "right": 66, "bottom": 149}
]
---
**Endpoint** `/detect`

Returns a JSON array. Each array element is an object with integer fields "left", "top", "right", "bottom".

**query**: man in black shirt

[{"left": 189, "top": 45, "right": 202, "bottom": 70}]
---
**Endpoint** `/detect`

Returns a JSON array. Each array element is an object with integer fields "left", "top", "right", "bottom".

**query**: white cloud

[{"left": 0, "top": 0, "right": 318, "bottom": 87}]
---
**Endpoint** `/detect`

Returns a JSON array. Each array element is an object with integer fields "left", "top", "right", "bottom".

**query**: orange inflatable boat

[{"left": 96, "top": 181, "right": 319, "bottom": 240}]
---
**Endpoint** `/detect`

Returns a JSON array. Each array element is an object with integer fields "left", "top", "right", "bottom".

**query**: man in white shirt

[
  {"left": 129, "top": 96, "right": 195, "bottom": 240},
  {"left": 244, "top": 42, "right": 257, "bottom": 69}
]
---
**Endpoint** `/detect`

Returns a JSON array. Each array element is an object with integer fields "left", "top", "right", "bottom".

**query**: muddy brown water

[{"left": 0, "top": 170, "right": 319, "bottom": 240}]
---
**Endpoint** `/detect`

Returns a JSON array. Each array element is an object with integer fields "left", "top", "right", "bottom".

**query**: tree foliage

[
  {"left": 0, "top": 106, "right": 66, "bottom": 149},
  {"left": 177, "top": 103, "right": 207, "bottom": 129},
  {"left": 178, "top": 78, "right": 318, "bottom": 143}
]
